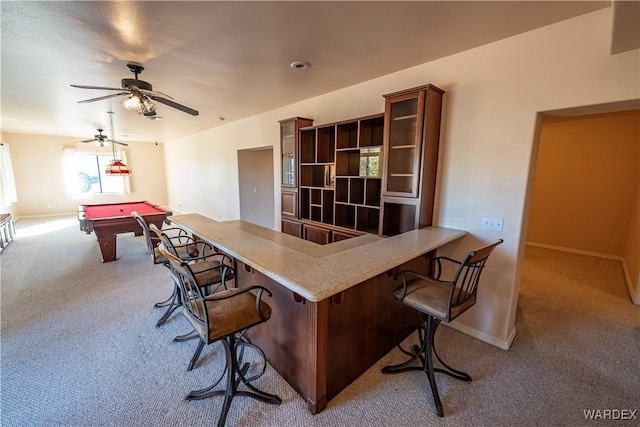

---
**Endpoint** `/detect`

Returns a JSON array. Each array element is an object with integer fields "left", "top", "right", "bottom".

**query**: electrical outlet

[{"left": 482, "top": 217, "right": 504, "bottom": 231}]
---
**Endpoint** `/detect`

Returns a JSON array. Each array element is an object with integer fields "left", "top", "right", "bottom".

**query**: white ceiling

[{"left": 0, "top": 1, "right": 616, "bottom": 144}]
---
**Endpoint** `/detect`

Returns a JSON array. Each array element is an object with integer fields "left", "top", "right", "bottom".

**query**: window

[
  {"left": 359, "top": 147, "right": 382, "bottom": 177},
  {"left": 64, "top": 149, "right": 130, "bottom": 195}
]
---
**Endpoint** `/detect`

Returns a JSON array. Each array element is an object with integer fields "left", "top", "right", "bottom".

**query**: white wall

[
  {"left": 4, "top": 132, "right": 167, "bottom": 218},
  {"left": 164, "top": 9, "right": 640, "bottom": 348}
]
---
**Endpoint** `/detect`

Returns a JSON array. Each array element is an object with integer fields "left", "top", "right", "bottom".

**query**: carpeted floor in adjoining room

[{"left": 1, "top": 216, "right": 638, "bottom": 426}]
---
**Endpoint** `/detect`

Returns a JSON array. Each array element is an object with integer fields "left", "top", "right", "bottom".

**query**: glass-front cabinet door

[
  {"left": 382, "top": 90, "right": 425, "bottom": 197},
  {"left": 281, "top": 122, "right": 296, "bottom": 186},
  {"left": 279, "top": 117, "right": 313, "bottom": 188}
]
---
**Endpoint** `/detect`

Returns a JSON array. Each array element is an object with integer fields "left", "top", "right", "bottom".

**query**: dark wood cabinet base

[{"left": 238, "top": 254, "right": 430, "bottom": 413}]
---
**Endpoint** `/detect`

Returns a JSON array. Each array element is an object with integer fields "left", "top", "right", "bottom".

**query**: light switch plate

[{"left": 482, "top": 217, "right": 504, "bottom": 231}]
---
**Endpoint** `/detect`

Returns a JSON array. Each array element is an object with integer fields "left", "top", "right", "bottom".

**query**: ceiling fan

[
  {"left": 78, "top": 128, "right": 128, "bottom": 147},
  {"left": 71, "top": 63, "right": 199, "bottom": 118}
]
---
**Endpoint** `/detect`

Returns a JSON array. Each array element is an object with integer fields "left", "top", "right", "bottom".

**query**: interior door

[{"left": 237, "top": 147, "right": 275, "bottom": 229}]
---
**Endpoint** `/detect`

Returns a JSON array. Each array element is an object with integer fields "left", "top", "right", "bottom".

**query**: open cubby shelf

[
  {"left": 300, "top": 129, "right": 317, "bottom": 164},
  {"left": 360, "top": 116, "right": 385, "bottom": 147},
  {"left": 356, "top": 206, "right": 380, "bottom": 233},
  {"left": 298, "top": 114, "right": 385, "bottom": 235},
  {"left": 316, "top": 127, "right": 336, "bottom": 163},
  {"left": 336, "top": 150, "right": 360, "bottom": 176},
  {"left": 336, "top": 122, "right": 358, "bottom": 149},
  {"left": 300, "top": 162, "right": 335, "bottom": 188},
  {"left": 380, "top": 200, "right": 417, "bottom": 236},
  {"left": 334, "top": 203, "right": 356, "bottom": 229},
  {"left": 300, "top": 187, "right": 334, "bottom": 225},
  {"left": 366, "top": 179, "right": 382, "bottom": 206},
  {"left": 334, "top": 177, "right": 381, "bottom": 207}
]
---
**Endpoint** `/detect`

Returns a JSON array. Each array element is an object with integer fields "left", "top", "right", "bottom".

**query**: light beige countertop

[{"left": 169, "top": 214, "right": 466, "bottom": 302}]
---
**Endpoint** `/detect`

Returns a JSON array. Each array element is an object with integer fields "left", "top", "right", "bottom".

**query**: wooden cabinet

[
  {"left": 380, "top": 85, "right": 444, "bottom": 236},
  {"left": 281, "top": 217, "right": 363, "bottom": 244},
  {"left": 281, "top": 218, "right": 303, "bottom": 238},
  {"left": 331, "top": 228, "right": 361, "bottom": 242},
  {"left": 279, "top": 84, "right": 443, "bottom": 240},
  {"left": 280, "top": 117, "right": 313, "bottom": 220},
  {"left": 303, "top": 223, "right": 332, "bottom": 245}
]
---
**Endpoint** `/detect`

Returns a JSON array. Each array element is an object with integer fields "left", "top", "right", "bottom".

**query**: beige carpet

[{"left": 1, "top": 216, "right": 638, "bottom": 426}]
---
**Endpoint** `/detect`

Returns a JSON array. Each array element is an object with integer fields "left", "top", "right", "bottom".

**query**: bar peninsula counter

[{"left": 169, "top": 214, "right": 466, "bottom": 413}]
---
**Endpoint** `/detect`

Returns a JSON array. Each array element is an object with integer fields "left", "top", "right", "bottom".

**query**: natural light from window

[
  {"left": 74, "top": 152, "right": 125, "bottom": 194},
  {"left": 17, "top": 218, "right": 77, "bottom": 237}
]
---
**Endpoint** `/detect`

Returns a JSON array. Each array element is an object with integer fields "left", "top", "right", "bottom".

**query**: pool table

[{"left": 78, "top": 201, "right": 171, "bottom": 262}]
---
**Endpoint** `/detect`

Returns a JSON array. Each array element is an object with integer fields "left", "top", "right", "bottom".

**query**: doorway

[
  {"left": 523, "top": 107, "right": 640, "bottom": 302},
  {"left": 237, "top": 147, "right": 275, "bottom": 229}
]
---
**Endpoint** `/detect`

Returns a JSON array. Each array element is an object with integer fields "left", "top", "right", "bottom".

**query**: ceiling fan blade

[
  {"left": 109, "top": 140, "right": 129, "bottom": 147},
  {"left": 150, "top": 96, "right": 199, "bottom": 116},
  {"left": 77, "top": 92, "right": 129, "bottom": 104},
  {"left": 139, "top": 89, "right": 174, "bottom": 100},
  {"left": 71, "top": 84, "right": 124, "bottom": 91},
  {"left": 80, "top": 138, "right": 96, "bottom": 143}
]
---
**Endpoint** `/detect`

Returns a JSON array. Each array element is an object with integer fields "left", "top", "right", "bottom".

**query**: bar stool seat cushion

[{"left": 394, "top": 279, "right": 475, "bottom": 321}]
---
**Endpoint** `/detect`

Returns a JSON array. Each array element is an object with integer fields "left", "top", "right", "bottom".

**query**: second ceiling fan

[
  {"left": 71, "top": 63, "right": 199, "bottom": 118},
  {"left": 79, "top": 128, "right": 128, "bottom": 147}
]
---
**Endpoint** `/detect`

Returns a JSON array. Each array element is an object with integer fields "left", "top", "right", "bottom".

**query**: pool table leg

[{"left": 97, "top": 235, "right": 117, "bottom": 262}]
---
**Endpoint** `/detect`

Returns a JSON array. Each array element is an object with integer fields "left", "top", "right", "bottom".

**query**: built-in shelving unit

[
  {"left": 333, "top": 115, "right": 384, "bottom": 234},
  {"left": 299, "top": 125, "right": 336, "bottom": 226},
  {"left": 279, "top": 84, "right": 443, "bottom": 243},
  {"left": 297, "top": 114, "right": 384, "bottom": 236}
]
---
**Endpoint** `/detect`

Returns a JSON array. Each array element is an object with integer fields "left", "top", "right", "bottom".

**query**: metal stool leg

[
  {"left": 185, "top": 334, "right": 281, "bottom": 427},
  {"left": 383, "top": 315, "right": 470, "bottom": 417},
  {"left": 155, "top": 282, "right": 181, "bottom": 327},
  {"left": 187, "top": 340, "right": 205, "bottom": 371},
  {"left": 424, "top": 316, "right": 444, "bottom": 417}
]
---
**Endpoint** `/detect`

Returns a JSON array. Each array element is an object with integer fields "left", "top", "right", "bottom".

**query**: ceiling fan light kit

[
  {"left": 123, "top": 95, "right": 141, "bottom": 110},
  {"left": 123, "top": 93, "right": 157, "bottom": 116}
]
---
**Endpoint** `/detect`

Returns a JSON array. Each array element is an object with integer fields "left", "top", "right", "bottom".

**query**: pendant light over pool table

[{"left": 105, "top": 111, "right": 131, "bottom": 176}]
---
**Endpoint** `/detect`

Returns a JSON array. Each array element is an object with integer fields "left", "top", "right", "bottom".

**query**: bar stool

[
  {"left": 382, "top": 239, "right": 503, "bottom": 416},
  {"left": 149, "top": 223, "right": 235, "bottom": 329},
  {"left": 158, "top": 243, "right": 281, "bottom": 427},
  {"left": 132, "top": 210, "right": 197, "bottom": 325}
]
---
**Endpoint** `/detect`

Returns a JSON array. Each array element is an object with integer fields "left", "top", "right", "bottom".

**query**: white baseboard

[
  {"left": 445, "top": 321, "right": 516, "bottom": 351},
  {"left": 166, "top": 206, "right": 187, "bottom": 215},
  {"left": 526, "top": 241, "right": 638, "bottom": 306},
  {"left": 622, "top": 261, "right": 640, "bottom": 305},
  {"left": 15, "top": 212, "right": 77, "bottom": 222},
  {"left": 526, "top": 241, "right": 623, "bottom": 261}
]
